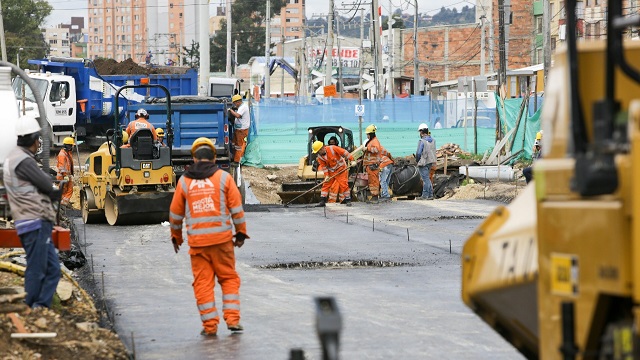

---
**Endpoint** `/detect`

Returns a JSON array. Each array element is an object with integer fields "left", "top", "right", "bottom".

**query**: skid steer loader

[{"left": 80, "top": 84, "right": 175, "bottom": 225}]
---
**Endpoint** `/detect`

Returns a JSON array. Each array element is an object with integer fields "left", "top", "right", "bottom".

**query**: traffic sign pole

[{"left": 354, "top": 104, "right": 365, "bottom": 145}]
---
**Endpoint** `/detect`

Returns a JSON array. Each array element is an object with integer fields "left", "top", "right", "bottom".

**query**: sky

[{"left": 45, "top": 0, "right": 467, "bottom": 27}]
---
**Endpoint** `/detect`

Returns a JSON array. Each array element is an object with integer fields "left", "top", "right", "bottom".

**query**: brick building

[{"left": 399, "top": 0, "right": 535, "bottom": 91}]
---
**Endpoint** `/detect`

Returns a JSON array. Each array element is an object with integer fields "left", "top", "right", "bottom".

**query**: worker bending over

[
  {"left": 313, "top": 141, "right": 355, "bottom": 207},
  {"left": 169, "top": 137, "right": 249, "bottom": 337}
]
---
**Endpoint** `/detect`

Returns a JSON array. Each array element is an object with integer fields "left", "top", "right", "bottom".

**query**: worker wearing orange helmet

[
  {"left": 227, "top": 94, "right": 250, "bottom": 164},
  {"left": 313, "top": 140, "right": 355, "bottom": 207},
  {"left": 126, "top": 108, "right": 157, "bottom": 142},
  {"left": 56, "top": 137, "right": 75, "bottom": 206},
  {"left": 169, "top": 137, "right": 249, "bottom": 337},
  {"left": 363, "top": 124, "right": 392, "bottom": 203}
]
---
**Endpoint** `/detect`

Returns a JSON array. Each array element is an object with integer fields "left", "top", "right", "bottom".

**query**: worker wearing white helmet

[
  {"left": 4, "top": 115, "right": 62, "bottom": 309},
  {"left": 126, "top": 108, "right": 157, "bottom": 142},
  {"left": 227, "top": 94, "right": 250, "bottom": 164},
  {"left": 415, "top": 123, "right": 437, "bottom": 200}
]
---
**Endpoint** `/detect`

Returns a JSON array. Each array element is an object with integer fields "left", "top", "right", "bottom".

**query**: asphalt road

[{"left": 74, "top": 198, "right": 524, "bottom": 360}]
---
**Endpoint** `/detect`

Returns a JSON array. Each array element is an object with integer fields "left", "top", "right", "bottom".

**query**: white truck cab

[{"left": 13, "top": 72, "right": 76, "bottom": 146}]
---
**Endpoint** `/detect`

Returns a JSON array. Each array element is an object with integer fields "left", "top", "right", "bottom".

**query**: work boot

[
  {"left": 342, "top": 197, "right": 352, "bottom": 207},
  {"left": 228, "top": 323, "right": 244, "bottom": 332},
  {"left": 368, "top": 195, "right": 379, "bottom": 203},
  {"left": 200, "top": 329, "right": 217, "bottom": 337},
  {"left": 379, "top": 196, "right": 391, "bottom": 202},
  {"left": 315, "top": 197, "right": 327, "bottom": 207}
]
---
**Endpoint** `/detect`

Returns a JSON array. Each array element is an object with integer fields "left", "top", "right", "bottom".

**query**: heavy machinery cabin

[{"left": 462, "top": 1, "right": 640, "bottom": 359}]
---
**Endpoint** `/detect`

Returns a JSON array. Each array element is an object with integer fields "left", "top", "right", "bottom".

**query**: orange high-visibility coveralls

[
  {"left": 363, "top": 137, "right": 391, "bottom": 196},
  {"left": 169, "top": 168, "right": 249, "bottom": 334},
  {"left": 317, "top": 145, "right": 353, "bottom": 201},
  {"left": 126, "top": 119, "right": 158, "bottom": 141},
  {"left": 56, "top": 148, "right": 73, "bottom": 205}
]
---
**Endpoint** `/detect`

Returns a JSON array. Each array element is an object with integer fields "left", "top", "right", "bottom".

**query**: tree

[
  {"left": 210, "top": 0, "right": 286, "bottom": 72},
  {"left": 3, "top": 0, "right": 51, "bottom": 67},
  {"left": 182, "top": 40, "right": 200, "bottom": 68}
]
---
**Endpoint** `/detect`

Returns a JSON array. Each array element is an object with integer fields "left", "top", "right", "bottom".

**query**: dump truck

[
  {"left": 14, "top": 57, "right": 197, "bottom": 147},
  {"left": 461, "top": 1, "right": 640, "bottom": 358},
  {"left": 0, "top": 62, "right": 70, "bottom": 249}
]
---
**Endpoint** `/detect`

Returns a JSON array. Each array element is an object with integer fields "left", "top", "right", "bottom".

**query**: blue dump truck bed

[{"left": 127, "top": 98, "right": 231, "bottom": 172}]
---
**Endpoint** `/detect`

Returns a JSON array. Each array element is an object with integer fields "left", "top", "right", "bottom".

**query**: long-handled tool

[{"left": 283, "top": 165, "right": 353, "bottom": 207}]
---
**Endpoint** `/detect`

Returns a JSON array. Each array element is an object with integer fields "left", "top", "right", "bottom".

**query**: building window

[{"left": 286, "top": 8, "right": 299, "bottom": 14}]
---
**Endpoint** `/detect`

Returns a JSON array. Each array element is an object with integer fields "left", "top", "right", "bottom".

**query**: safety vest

[
  {"left": 126, "top": 119, "right": 158, "bottom": 141},
  {"left": 56, "top": 149, "right": 73, "bottom": 176},
  {"left": 363, "top": 137, "right": 391, "bottom": 166},
  {"left": 3, "top": 147, "right": 56, "bottom": 222},
  {"left": 169, "top": 169, "right": 247, "bottom": 247},
  {"left": 316, "top": 145, "right": 352, "bottom": 174}
]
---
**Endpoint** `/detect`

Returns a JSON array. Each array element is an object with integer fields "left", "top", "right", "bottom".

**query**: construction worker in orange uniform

[
  {"left": 126, "top": 108, "right": 157, "bottom": 142},
  {"left": 169, "top": 137, "right": 249, "bottom": 337},
  {"left": 56, "top": 137, "right": 75, "bottom": 206},
  {"left": 227, "top": 94, "right": 250, "bottom": 165},
  {"left": 363, "top": 124, "right": 391, "bottom": 203},
  {"left": 313, "top": 140, "right": 354, "bottom": 207}
]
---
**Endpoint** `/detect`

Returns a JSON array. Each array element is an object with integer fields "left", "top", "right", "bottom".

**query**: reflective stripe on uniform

[
  {"left": 186, "top": 215, "right": 229, "bottom": 226},
  {"left": 223, "top": 294, "right": 240, "bottom": 300},
  {"left": 232, "top": 217, "right": 245, "bottom": 225},
  {"left": 188, "top": 223, "right": 233, "bottom": 235},
  {"left": 198, "top": 301, "right": 215, "bottom": 311},
  {"left": 230, "top": 206, "right": 243, "bottom": 214},
  {"left": 169, "top": 211, "right": 184, "bottom": 221},
  {"left": 223, "top": 303, "right": 240, "bottom": 310},
  {"left": 201, "top": 311, "right": 219, "bottom": 321}
]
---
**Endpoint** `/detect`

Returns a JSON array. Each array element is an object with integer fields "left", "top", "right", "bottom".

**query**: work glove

[
  {"left": 349, "top": 160, "right": 359, "bottom": 168},
  {"left": 49, "top": 187, "right": 63, "bottom": 202},
  {"left": 171, "top": 237, "right": 182, "bottom": 253},
  {"left": 234, "top": 232, "right": 247, "bottom": 248},
  {"left": 311, "top": 160, "right": 319, "bottom": 172},
  {"left": 368, "top": 164, "right": 379, "bottom": 171}
]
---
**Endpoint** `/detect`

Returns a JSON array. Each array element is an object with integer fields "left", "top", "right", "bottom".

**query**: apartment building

[
  {"left": 44, "top": 26, "right": 72, "bottom": 58},
  {"left": 271, "top": 0, "right": 304, "bottom": 44},
  {"left": 87, "top": 0, "right": 199, "bottom": 65}
]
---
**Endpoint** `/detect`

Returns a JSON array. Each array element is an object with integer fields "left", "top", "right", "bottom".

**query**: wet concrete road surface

[{"left": 75, "top": 199, "right": 524, "bottom": 360}]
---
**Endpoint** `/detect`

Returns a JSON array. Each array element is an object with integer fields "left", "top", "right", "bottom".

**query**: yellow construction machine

[
  {"left": 462, "top": 1, "right": 640, "bottom": 358},
  {"left": 80, "top": 84, "right": 175, "bottom": 225}
]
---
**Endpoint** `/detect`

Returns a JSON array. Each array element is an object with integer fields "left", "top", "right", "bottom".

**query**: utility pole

[
  {"left": 234, "top": 40, "right": 238, "bottom": 77},
  {"left": 372, "top": 0, "right": 383, "bottom": 99},
  {"left": 281, "top": 27, "right": 285, "bottom": 98},
  {"left": 300, "top": 1, "right": 308, "bottom": 99},
  {"left": 198, "top": 0, "right": 209, "bottom": 96},
  {"left": 0, "top": 0, "right": 6, "bottom": 62},
  {"left": 336, "top": 15, "right": 343, "bottom": 98},
  {"left": 498, "top": 0, "right": 507, "bottom": 91},
  {"left": 389, "top": 0, "right": 395, "bottom": 99},
  {"left": 265, "top": 0, "right": 271, "bottom": 100},
  {"left": 543, "top": 0, "right": 550, "bottom": 87},
  {"left": 226, "top": 0, "right": 232, "bottom": 77},
  {"left": 325, "top": 0, "right": 334, "bottom": 87},
  {"left": 413, "top": 0, "right": 419, "bottom": 96},
  {"left": 359, "top": 9, "right": 364, "bottom": 144},
  {"left": 480, "top": 15, "right": 486, "bottom": 76}
]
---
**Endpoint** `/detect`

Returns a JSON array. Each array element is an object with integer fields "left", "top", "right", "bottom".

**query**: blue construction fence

[{"left": 243, "top": 95, "right": 543, "bottom": 166}]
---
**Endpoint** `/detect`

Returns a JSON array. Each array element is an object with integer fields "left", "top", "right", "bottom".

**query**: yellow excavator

[
  {"left": 80, "top": 84, "right": 175, "bottom": 225},
  {"left": 462, "top": 1, "right": 640, "bottom": 358}
]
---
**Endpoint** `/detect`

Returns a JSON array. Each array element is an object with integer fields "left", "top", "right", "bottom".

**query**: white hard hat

[
  {"left": 136, "top": 108, "right": 148, "bottom": 118},
  {"left": 15, "top": 115, "right": 42, "bottom": 136},
  {"left": 418, "top": 123, "right": 429, "bottom": 131}
]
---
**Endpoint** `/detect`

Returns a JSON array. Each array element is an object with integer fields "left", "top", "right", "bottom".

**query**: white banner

[{"left": 310, "top": 47, "right": 360, "bottom": 69}]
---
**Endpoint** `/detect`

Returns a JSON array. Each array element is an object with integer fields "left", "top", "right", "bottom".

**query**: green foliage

[
  {"left": 182, "top": 40, "right": 200, "bottom": 68},
  {"left": 210, "top": 0, "right": 286, "bottom": 72},
  {"left": 431, "top": 5, "right": 476, "bottom": 25},
  {"left": 3, "top": 0, "right": 52, "bottom": 66},
  {"left": 382, "top": 14, "right": 405, "bottom": 30}
]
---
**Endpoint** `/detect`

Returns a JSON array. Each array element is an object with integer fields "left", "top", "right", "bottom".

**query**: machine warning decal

[{"left": 551, "top": 253, "right": 579, "bottom": 296}]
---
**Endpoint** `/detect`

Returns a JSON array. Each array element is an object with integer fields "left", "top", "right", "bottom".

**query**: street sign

[{"left": 355, "top": 104, "right": 365, "bottom": 117}]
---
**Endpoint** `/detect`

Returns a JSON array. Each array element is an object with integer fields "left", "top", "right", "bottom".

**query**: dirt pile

[{"left": 91, "top": 58, "right": 192, "bottom": 76}]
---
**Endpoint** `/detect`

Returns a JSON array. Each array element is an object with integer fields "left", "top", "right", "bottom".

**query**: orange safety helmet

[{"left": 191, "top": 137, "right": 216, "bottom": 157}]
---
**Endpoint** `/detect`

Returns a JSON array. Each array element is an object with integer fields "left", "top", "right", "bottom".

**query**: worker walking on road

[
  {"left": 4, "top": 115, "right": 62, "bottom": 308},
  {"left": 169, "top": 137, "right": 249, "bottom": 337},
  {"left": 56, "top": 137, "right": 75, "bottom": 207},
  {"left": 126, "top": 108, "right": 157, "bottom": 142},
  {"left": 416, "top": 123, "right": 437, "bottom": 200},
  {"left": 228, "top": 94, "right": 250, "bottom": 165},
  {"left": 313, "top": 141, "right": 355, "bottom": 207},
  {"left": 363, "top": 124, "right": 392, "bottom": 203}
]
